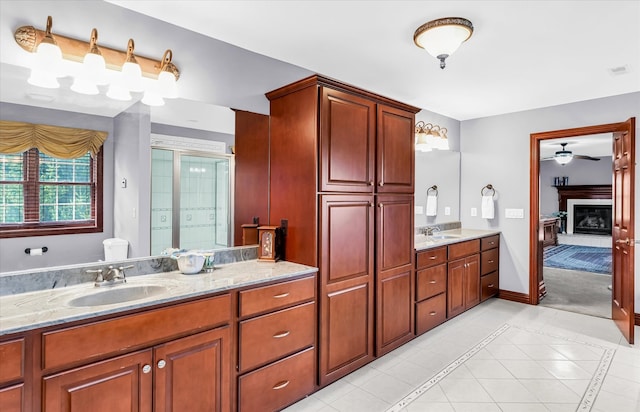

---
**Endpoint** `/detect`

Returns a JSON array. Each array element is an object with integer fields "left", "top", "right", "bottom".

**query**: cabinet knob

[
  {"left": 429, "top": 280, "right": 437, "bottom": 284},
  {"left": 379, "top": 181, "right": 384, "bottom": 187},
  {"left": 142, "top": 364, "right": 152, "bottom": 374},
  {"left": 368, "top": 181, "right": 374, "bottom": 186},
  {"left": 273, "top": 330, "right": 290, "bottom": 339},
  {"left": 488, "top": 260, "right": 494, "bottom": 263},
  {"left": 272, "top": 380, "right": 290, "bottom": 390},
  {"left": 429, "top": 256, "right": 437, "bottom": 260},
  {"left": 273, "top": 292, "right": 290, "bottom": 299},
  {"left": 429, "top": 311, "right": 437, "bottom": 316},
  {"left": 157, "top": 359, "right": 166, "bottom": 369},
  {"left": 490, "top": 241, "right": 495, "bottom": 245},
  {"left": 488, "top": 284, "right": 495, "bottom": 288}
]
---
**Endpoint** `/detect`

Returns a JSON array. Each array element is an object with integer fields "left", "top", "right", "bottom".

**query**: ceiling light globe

[
  {"left": 414, "top": 17, "right": 473, "bottom": 68},
  {"left": 554, "top": 153, "right": 573, "bottom": 165}
]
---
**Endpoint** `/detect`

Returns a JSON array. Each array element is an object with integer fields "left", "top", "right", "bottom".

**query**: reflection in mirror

[{"left": 415, "top": 150, "right": 461, "bottom": 227}]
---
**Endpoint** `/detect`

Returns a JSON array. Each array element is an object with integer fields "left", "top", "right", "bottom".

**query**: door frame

[{"left": 529, "top": 121, "right": 632, "bottom": 305}]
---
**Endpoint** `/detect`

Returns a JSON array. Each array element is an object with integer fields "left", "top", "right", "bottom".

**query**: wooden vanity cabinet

[
  {"left": 40, "top": 294, "right": 232, "bottom": 412},
  {"left": 0, "top": 337, "right": 26, "bottom": 411},
  {"left": 237, "top": 275, "right": 316, "bottom": 412},
  {"left": 481, "top": 235, "right": 500, "bottom": 301},
  {"left": 447, "top": 240, "right": 481, "bottom": 318},
  {"left": 415, "top": 247, "right": 447, "bottom": 335},
  {"left": 267, "top": 75, "right": 418, "bottom": 387}
]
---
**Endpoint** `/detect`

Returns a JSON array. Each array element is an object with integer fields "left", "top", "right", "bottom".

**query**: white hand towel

[
  {"left": 426, "top": 194, "right": 437, "bottom": 216},
  {"left": 481, "top": 195, "right": 494, "bottom": 219}
]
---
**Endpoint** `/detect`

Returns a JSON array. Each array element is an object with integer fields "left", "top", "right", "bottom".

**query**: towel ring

[
  {"left": 481, "top": 184, "right": 495, "bottom": 197},
  {"left": 427, "top": 185, "right": 438, "bottom": 196}
]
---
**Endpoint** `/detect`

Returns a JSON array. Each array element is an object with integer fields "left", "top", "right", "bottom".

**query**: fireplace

[{"left": 573, "top": 204, "right": 612, "bottom": 235}]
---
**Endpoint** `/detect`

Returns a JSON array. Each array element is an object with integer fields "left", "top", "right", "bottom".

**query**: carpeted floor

[
  {"left": 539, "top": 267, "right": 611, "bottom": 319},
  {"left": 543, "top": 244, "right": 612, "bottom": 274}
]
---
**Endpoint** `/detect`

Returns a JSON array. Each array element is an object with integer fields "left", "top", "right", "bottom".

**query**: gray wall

[
  {"left": 414, "top": 109, "right": 461, "bottom": 227},
  {"left": 459, "top": 92, "right": 640, "bottom": 307},
  {"left": 0, "top": 102, "right": 115, "bottom": 272},
  {"left": 540, "top": 155, "right": 613, "bottom": 216}
]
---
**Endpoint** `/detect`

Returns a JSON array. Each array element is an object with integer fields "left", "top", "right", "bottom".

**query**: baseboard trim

[
  {"left": 635, "top": 313, "right": 640, "bottom": 326},
  {"left": 498, "top": 289, "right": 530, "bottom": 304}
]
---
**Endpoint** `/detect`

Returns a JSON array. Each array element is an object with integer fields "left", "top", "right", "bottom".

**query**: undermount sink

[
  {"left": 66, "top": 284, "right": 170, "bottom": 307},
  {"left": 429, "top": 235, "right": 460, "bottom": 240}
]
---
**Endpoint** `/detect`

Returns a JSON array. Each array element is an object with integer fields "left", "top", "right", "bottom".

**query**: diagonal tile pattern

[{"left": 283, "top": 299, "right": 639, "bottom": 412}]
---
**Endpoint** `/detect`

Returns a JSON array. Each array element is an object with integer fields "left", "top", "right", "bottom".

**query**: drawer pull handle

[
  {"left": 157, "top": 359, "right": 166, "bottom": 369},
  {"left": 273, "top": 380, "right": 290, "bottom": 390},
  {"left": 273, "top": 331, "right": 291, "bottom": 338},
  {"left": 429, "top": 311, "right": 437, "bottom": 316},
  {"left": 488, "top": 260, "right": 494, "bottom": 263},
  {"left": 429, "top": 256, "right": 437, "bottom": 260},
  {"left": 490, "top": 241, "right": 495, "bottom": 245},
  {"left": 142, "top": 364, "right": 151, "bottom": 374},
  {"left": 429, "top": 280, "right": 437, "bottom": 284},
  {"left": 273, "top": 292, "right": 290, "bottom": 299},
  {"left": 488, "top": 284, "right": 495, "bottom": 288}
]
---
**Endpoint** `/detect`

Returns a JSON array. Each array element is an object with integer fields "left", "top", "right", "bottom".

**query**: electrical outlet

[
  {"left": 505, "top": 208, "right": 525, "bottom": 219},
  {"left": 444, "top": 206, "right": 451, "bottom": 216},
  {"left": 471, "top": 207, "right": 478, "bottom": 217}
]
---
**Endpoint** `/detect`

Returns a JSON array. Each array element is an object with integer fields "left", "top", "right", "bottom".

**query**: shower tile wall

[
  {"left": 151, "top": 149, "right": 173, "bottom": 255},
  {"left": 180, "top": 155, "right": 217, "bottom": 250}
]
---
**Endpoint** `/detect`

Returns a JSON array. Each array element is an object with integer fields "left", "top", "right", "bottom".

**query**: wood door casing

[
  {"left": 154, "top": 327, "right": 231, "bottom": 412},
  {"left": 320, "top": 87, "right": 376, "bottom": 192},
  {"left": 612, "top": 118, "right": 635, "bottom": 344},
  {"left": 376, "top": 105, "right": 415, "bottom": 193}
]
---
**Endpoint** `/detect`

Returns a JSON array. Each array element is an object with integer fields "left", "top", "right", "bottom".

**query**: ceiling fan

[{"left": 542, "top": 142, "right": 601, "bottom": 165}]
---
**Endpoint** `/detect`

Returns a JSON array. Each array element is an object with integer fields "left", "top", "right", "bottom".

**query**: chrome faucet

[
  {"left": 87, "top": 265, "right": 133, "bottom": 287},
  {"left": 423, "top": 226, "right": 441, "bottom": 237}
]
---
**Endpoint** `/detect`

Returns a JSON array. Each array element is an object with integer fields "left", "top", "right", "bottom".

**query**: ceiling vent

[{"left": 608, "top": 65, "right": 630, "bottom": 76}]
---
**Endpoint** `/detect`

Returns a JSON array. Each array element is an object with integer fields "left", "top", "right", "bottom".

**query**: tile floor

[{"left": 282, "top": 299, "right": 640, "bottom": 412}]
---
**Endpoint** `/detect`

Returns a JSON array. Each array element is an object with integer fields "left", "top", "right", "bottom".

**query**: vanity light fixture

[
  {"left": 414, "top": 17, "right": 473, "bottom": 69},
  {"left": 27, "top": 16, "right": 63, "bottom": 89},
  {"left": 415, "top": 121, "right": 449, "bottom": 152},
  {"left": 14, "top": 16, "right": 181, "bottom": 105}
]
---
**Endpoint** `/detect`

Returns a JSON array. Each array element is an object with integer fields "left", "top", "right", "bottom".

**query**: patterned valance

[{"left": 0, "top": 120, "right": 108, "bottom": 159}]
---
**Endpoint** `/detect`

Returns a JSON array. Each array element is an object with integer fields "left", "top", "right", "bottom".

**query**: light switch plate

[
  {"left": 471, "top": 207, "right": 478, "bottom": 217},
  {"left": 415, "top": 206, "right": 424, "bottom": 214},
  {"left": 505, "top": 208, "right": 525, "bottom": 219}
]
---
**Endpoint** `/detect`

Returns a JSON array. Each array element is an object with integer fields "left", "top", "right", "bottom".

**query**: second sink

[{"left": 67, "top": 285, "right": 169, "bottom": 307}]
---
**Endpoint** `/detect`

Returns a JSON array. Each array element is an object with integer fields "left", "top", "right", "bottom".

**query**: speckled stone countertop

[
  {"left": 0, "top": 260, "right": 317, "bottom": 336},
  {"left": 414, "top": 228, "right": 501, "bottom": 251}
]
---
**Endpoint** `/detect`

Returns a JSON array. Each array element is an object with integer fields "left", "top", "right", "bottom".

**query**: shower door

[{"left": 151, "top": 148, "right": 232, "bottom": 255}]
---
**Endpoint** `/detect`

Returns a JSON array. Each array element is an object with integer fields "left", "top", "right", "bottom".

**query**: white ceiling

[{"left": 107, "top": 0, "right": 640, "bottom": 121}]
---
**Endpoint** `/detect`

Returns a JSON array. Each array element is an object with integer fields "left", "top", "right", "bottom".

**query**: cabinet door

[
  {"left": 0, "top": 384, "right": 23, "bottom": 412},
  {"left": 154, "top": 327, "right": 230, "bottom": 412},
  {"left": 320, "top": 87, "right": 376, "bottom": 192},
  {"left": 465, "top": 254, "right": 481, "bottom": 309},
  {"left": 43, "top": 350, "right": 153, "bottom": 412},
  {"left": 376, "top": 195, "right": 414, "bottom": 354},
  {"left": 447, "top": 258, "right": 466, "bottom": 318},
  {"left": 376, "top": 105, "right": 415, "bottom": 193},
  {"left": 319, "top": 195, "right": 374, "bottom": 386}
]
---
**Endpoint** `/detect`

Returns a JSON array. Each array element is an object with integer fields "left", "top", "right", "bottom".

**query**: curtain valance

[{"left": 0, "top": 120, "right": 108, "bottom": 159}]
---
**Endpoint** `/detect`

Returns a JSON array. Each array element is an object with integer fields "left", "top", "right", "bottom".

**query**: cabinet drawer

[
  {"left": 0, "top": 338, "right": 24, "bottom": 385},
  {"left": 448, "top": 239, "right": 480, "bottom": 260},
  {"left": 238, "top": 347, "right": 315, "bottom": 412},
  {"left": 416, "top": 264, "right": 446, "bottom": 301},
  {"left": 481, "top": 248, "right": 499, "bottom": 275},
  {"left": 481, "top": 235, "right": 500, "bottom": 251},
  {"left": 416, "top": 247, "right": 447, "bottom": 269},
  {"left": 416, "top": 293, "right": 446, "bottom": 335},
  {"left": 239, "top": 302, "right": 315, "bottom": 372},
  {"left": 481, "top": 271, "right": 499, "bottom": 301},
  {"left": 239, "top": 276, "right": 315, "bottom": 318},
  {"left": 43, "top": 294, "right": 231, "bottom": 371}
]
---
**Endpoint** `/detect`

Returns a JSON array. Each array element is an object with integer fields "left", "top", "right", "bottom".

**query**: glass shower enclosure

[{"left": 151, "top": 148, "right": 233, "bottom": 255}]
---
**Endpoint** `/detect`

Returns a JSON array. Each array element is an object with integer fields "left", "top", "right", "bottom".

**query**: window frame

[{"left": 0, "top": 148, "right": 103, "bottom": 238}]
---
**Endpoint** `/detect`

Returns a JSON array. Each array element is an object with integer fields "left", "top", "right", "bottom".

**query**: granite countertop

[
  {"left": 0, "top": 260, "right": 317, "bottom": 336},
  {"left": 415, "top": 228, "right": 501, "bottom": 251}
]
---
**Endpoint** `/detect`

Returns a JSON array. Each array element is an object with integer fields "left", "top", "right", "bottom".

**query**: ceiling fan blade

[
  {"left": 541, "top": 157, "right": 556, "bottom": 161},
  {"left": 573, "top": 155, "right": 601, "bottom": 161}
]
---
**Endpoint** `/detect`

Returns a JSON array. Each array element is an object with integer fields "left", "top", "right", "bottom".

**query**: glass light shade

[
  {"left": 554, "top": 153, "right": 573, "bottom": 165},
  {"left": 82, "top": 52, "right": 108, "bottom": 85},
  {"left": 434, "top": 136, "right": 450, "bottom": 150},
  {"left": 415, "top": 132, "right": 432, "bottom": 152},
  {"left": 28, "top": 42, "right": 63, "bottom": 88},
  {"left": 141, "top": 90, "right": 165, "bottom": 106},
  {"left": 415, "top": 24, "right": 472, "bottom": 58},
  {"left": 121, "top": 61, "right": 143, "bottom": 92},
  {"left": 106, "top": 81, "right": 132, "bottom": 101},
  {"left": 158, "top": 71, "right": 178, "bottom": 98}
]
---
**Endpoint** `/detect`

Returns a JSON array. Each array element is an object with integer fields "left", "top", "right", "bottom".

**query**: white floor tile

[
  {"left": 496, "top": 403, "right": 549, "bottom": 412},
  {"left": 592, "top": 389, "right": 640, "bottom": 412},
  {"left": 329, "top": 387, "right": 390, "bottom": 412},
  {"left": 358, "top": 372, "right": 413, "bottom": 404},
  {"left": 450, "top": 402, "right": 502, "bottom": 412},
  {"left": 536, "top": 360, "right": 594, "bottom": 379},
  {"left": 405, "top": 401, "right": 455, "bottom": 412},
  {"left": 477, "top": 378, "right": 539, "bottom": 402},
  {"left": 438, "top": 378, "right": 494, "bottom": 403},
  {"left": 499, "top": 360, "right": 556, "bottom": 379},
  {"left": 312, "top": 380, "right": 357, "bottom": 404},
  {"left": 519, "top": 379, "right": 581, "bottom": 403},
  {"left": 543, "top": 403, "right": 580, "bottom": 412}
]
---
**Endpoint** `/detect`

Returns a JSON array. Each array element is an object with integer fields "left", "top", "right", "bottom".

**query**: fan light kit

[{"left": 542, "top": 142, "right": 601, "bottom": 165}]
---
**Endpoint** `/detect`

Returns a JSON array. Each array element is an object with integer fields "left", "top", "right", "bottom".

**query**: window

[{"left": 0, "top": 148, "right": 103, "bottom": 238}]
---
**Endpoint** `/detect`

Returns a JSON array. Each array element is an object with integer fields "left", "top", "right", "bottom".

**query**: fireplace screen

[{"left": 573, "top": 205, "right": 612, "bottom": 235}]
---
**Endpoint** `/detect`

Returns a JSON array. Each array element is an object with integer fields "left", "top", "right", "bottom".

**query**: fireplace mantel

[{"left": 555, "top": 185, "right": 612, "bottom": 211}]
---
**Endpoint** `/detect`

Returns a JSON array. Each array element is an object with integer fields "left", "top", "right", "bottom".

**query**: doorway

[{"left": 529, "top": 119, "right": 635, "bottom": 343}]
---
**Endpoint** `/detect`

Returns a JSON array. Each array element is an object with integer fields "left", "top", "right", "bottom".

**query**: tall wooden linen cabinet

[{"left": 266, "top": 75, "right": 419, "bottom": 387}]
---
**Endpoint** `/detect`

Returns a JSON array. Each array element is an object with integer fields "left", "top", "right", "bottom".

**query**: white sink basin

[
  {"left": 430, "top": 235, "right": 460, "bottom": 240},
  {"left": 66, "top": 284, "right": 170, "bottom": 307}
]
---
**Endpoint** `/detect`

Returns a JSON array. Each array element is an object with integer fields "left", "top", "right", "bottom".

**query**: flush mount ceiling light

[
  {"left": 415, "top": 121, "right": 449, "bottom": 152},
  {"left": 14, "top": 16, "right": 181, "bottom": 105},
  {"left": 414, "top": 17, "right": 473, "bottom": 69}
]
